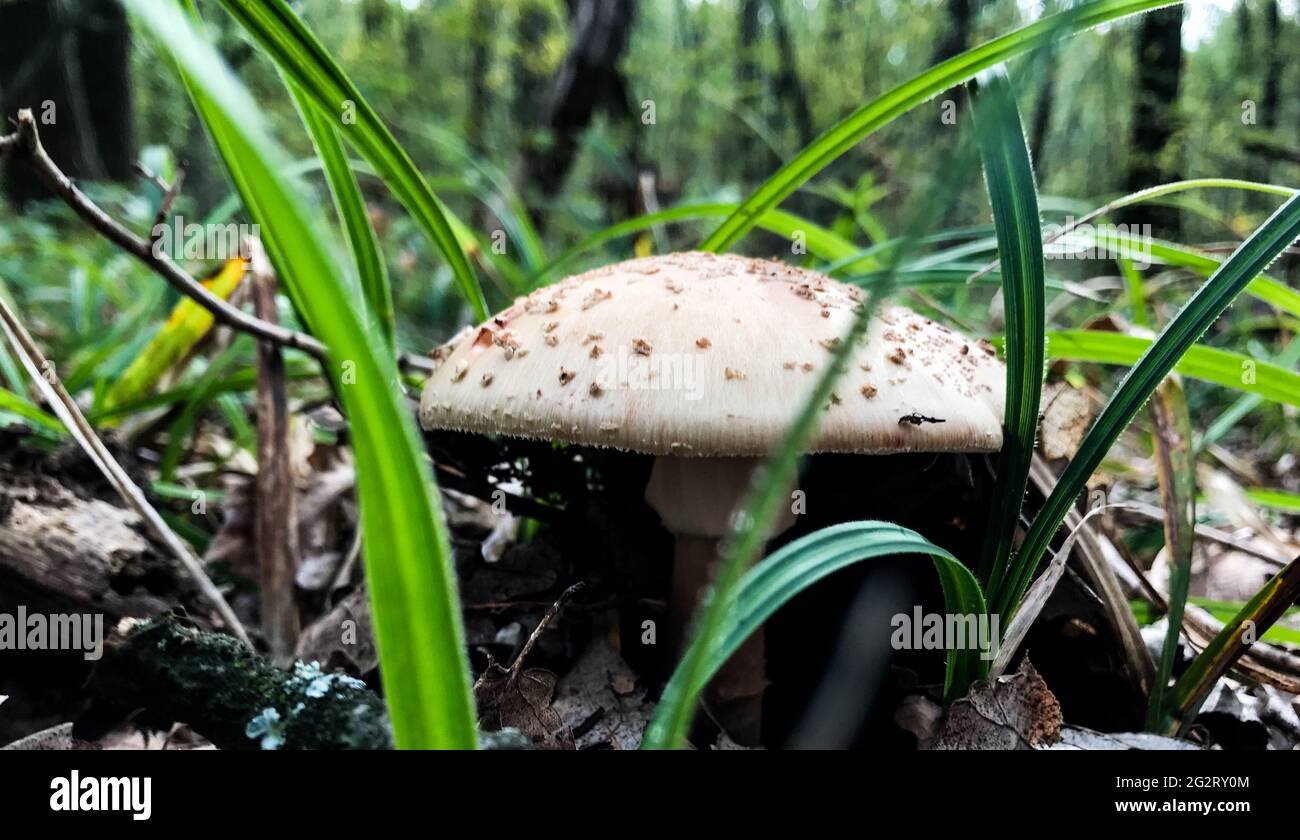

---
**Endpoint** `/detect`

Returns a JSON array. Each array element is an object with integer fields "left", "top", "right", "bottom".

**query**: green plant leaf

[
  {"left": 1166, "top": 556, "right": 1300, "bottom": 732},
  {"left": 1044, "top": 330, "right": 1300, "bottom": 407},
  {"left": 127, "top": 0, "right": 477, "bottom": 748},
  {"left": 213, "top": 0, "right": 488, "bottom": 319},
  {"left": 1146, "top": 378, "right": 1195, "bottom": 731},
  {"left": 995, "top": 191, "right": 1300, "bottom": 618},
  {"left": 699, "top": 0, "right": 1180, "bottom": 253},
  {"left": 641, "top": 521, "right": 986, "bottom": 749},
  {"left": 291, "top": 83, "right": 394, "bottom": 349},
  {"left": 968, "top": 67, "right": 1045, "bottom": 594},
  {"left": 99, "top": 258, "right": 246, "bottom": 418}
]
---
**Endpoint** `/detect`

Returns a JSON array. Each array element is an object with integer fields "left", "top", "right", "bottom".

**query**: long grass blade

[
  {"left": 213, "top": 0, "right": 488, "bottom": 319},
  {"left": 128, "top": 0, "right": 477, "bottom": 748},
  {"left": 698, "top": 0, "right": 1180, "bottom": 253},
  {"left": 642, "top": 522, "right": 986, "bottom": 748},
  {"left": 995, "top": 192, "right": 1300, "bottom": 618},
  {"left": 1045, "top": 330, "right": 1300, "bottom": 407},
  {"left": 1166, "top": 556, "right": 1300, "bottom": 732},
  {"left": 969, "top": 67, "right": 1045, "bottom": 593},
  {"left": 1146, "top": 378, "right": 1195, "bottom": 731},
  {"left": 291, "top": 83, "right": 394, "bottom": 349}
]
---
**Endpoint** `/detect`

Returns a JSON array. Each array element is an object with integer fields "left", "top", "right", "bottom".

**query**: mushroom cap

[{"left": 419, "top": 252, "right": 1004, "bottom": 456}]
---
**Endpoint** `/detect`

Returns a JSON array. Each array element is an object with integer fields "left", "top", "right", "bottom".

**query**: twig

[
  {"left": 0, "top": 289, "right": 251, "bottom": 648},
  {"left": 2, "top": 111, "right": 440, "bottom": 376},
  {"left": 1, "top": 110, "right": 328, "bottom": 363},
  {"left": 251, "top": 239, "right": 301, "bottom": 664}
]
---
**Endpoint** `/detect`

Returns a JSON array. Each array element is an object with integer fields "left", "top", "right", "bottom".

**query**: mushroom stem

[{"left": 645, "top": 456, "right": 796, "bottom": 745}]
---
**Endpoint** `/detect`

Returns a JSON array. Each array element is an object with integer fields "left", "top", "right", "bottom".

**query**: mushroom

[{"left": 419, "top": 252, "right": 1005, "bottom": 743}]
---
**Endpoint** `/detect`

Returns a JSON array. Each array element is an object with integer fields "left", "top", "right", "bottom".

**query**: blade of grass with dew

[
  {"left": 1165, "top": 556, "right": 1300, "bottom": 733},
  {"left": 994, "top": 192, "right": 1300, "bottom": 619},
  {"left": 643, "top": 522, "right": 986, "bottom": 748},
  {"left": 968, "top": 67, "right": 1046, "bottom": 593},
  {"left": 127, "top": 0, "right": 477, "bottom": 748},
  {"left": 1044, "top": 330, "right": 1300, "bottom": 407},
  {"left": 643, "top": 134, "right": 987, "bottom": 750},
  {"left": 99, "top": 258, "right": 246, "bottom": 418},
  {"left": 290, "top": 84, "right": 393, "bottom": 350},
  {"left": 699, "top": 0, "right": 1179, "bottom": 253},
  {"left": 1146, "top": 378, "right": 1195, "bottom": 731},
  {"left": 212, "top": 0, "right": 487, "bottom": 319}
]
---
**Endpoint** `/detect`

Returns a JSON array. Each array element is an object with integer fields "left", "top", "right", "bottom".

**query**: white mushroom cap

[{"left": 419, "top": 252, "right": 1005, "bottom": 456}]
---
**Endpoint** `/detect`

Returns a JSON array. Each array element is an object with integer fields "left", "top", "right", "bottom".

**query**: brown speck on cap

[
  {"left": 887, "top": 348, "right": 907, "bottom": 365},
  {"left": 544, "top": 334, "right": 559, "bottom": 347},
  {"left": 543, "top": 321, "right": 559, "bottom": 333},
  {"left": 589, "top": 381, "right": 604, "bottom": 397},
  {"left": 559, "top": 368, "right": 576, "bottom": 385},
  {"left": 582, "top": 332, "right": 604, "bottom": 345},
  {"left": 480, "top": 372, "right": 494, "bottom": 387},
  {"left": 802, "top": 362, "right": 814, "bottom": 373},
  {"left": 819, "top": 337, "right": 841, "bottom": 350},
  {"left": 961, "top": 344, "right": 970, "bottom": 355},
  {"left": 783, "top": 361, "right": 796, "bottom": 370},
  {"left": 861, "top": 384, "right": 878, "bottom": 399},
  {"left": 589, "top": 344, "right": 603, "bottom": 359},
  {"left": 451, "top": 359, "right": 469, "bottom": 382},
  {"left": 724, "top": 367, "right": 745, "bottom": 380},
  {"left": 979, "top": 339, "right": 997, "bottom": 356},
  {"left": 794, "top": 284, "right": 816, "bottom": 300},
  {"left": 582, "top": 288, "right": 613, "bottom": 310},
  {"left": 633, "top": 337, "right": 653, "bottom": 356},
  {"left": 696, "top": 337, "right": 712, "bottom": 349}
]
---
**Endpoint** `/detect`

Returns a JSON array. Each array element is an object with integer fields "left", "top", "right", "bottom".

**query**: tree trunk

[
  {"left": 0, "top": 0, "right": 135, "bottom": 207},
  {"left": 1122, "top": 5, "right": 1184, "bottom": 236},
  {"left": 517, "top": 0, "right": 638, "bottom": 210}
]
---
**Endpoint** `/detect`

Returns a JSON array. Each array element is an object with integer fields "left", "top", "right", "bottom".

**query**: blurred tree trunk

[
  {"left": 517, "top": 0, "right": 638, "bottom": 218},
  {"left": 466, "top": 0, "right": 493, "bottom": 155},
  {"left": 0, "top": 0, "right": 135, "bottom": 208},
  {"left": 1028, "top": 61, "right": 1057, "bottom": 176},
  {"left": 734, "top": 0, "right": 765, "bottom": 183},
  {"left": 933, "top": 0, "right": 977, "bottom": 64},
  {"left": 1122, "top": 5, "right": 1184, "bottom": 236},
  {"left": 769, "top": 0, "right": 815, "bottom": 149},
  {"left": 1259, "top": 1, "right": 1281, "bottom": 133}
]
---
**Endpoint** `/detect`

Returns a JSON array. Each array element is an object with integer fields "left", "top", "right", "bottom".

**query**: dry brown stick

[
  {"left": 0, "top": 109, "right": 437, "bottom": 376},
  {"left": 1, "top": 109, "right": 326, "bottom": 360},
  {"left": 0, "top": 290, "right": 252, "bottom": 648},
  {"left": 251, "top": 239, "right": 301, "bottom": 665}
]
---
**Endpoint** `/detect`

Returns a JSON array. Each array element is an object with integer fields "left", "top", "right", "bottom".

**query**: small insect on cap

[{"left": 419, "top": 252, "right": 1006, "bottom": 456}]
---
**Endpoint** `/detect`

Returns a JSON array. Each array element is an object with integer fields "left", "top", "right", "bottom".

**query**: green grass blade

[
  {"left": 995, "top": 192, "right": 1300, "bottom": 619},
  {"left": 213, "top": 0, "right": 487, "bottom": 319},
  {"left": 128, "top": 0, "right": 477, "bottom": 748},
  {"left": 1198, "top": 335, "right": 1300, "bottom": 451},
  {"left": 1166, "top": 556, "right": 1300, "bottom": 732},
  {"left": 1045, "top": 330, "right": 1300, "bottom": 407},
  {"left": 1146, "top": 378, "right": 1195, "bottom": 731},
  {"left": 0, "top": 384, "right": 64, "bottom": 436},
  {"left": 698, "top": 0, "right": 1180, "bottom": 253},
  {"left": 969, "top": 67, "right": 1045, "bottom": 593},
  {"left": 641, "top": 522, "right": 986, "bottom": 749},
  {"left": 290, "top": 83, "right": 394, "bottom": 349}
]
